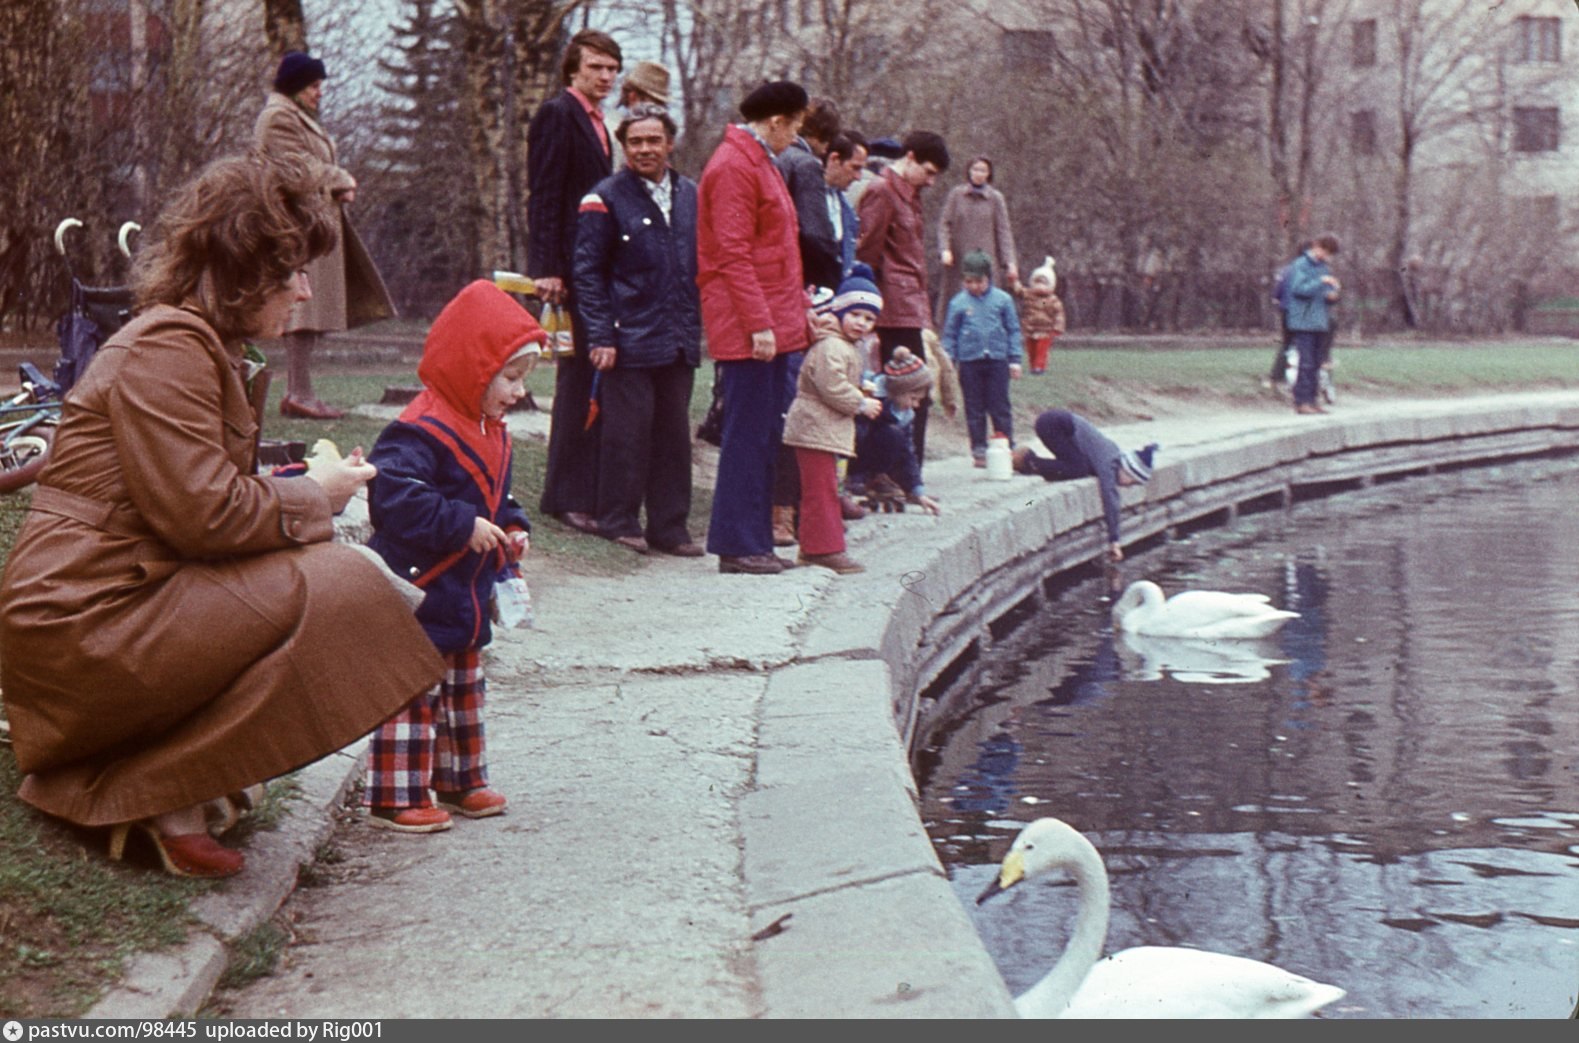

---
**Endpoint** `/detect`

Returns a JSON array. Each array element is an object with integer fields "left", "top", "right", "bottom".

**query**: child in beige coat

[{"left": 782, "top": 267, "right": 885, "bottom": 574}]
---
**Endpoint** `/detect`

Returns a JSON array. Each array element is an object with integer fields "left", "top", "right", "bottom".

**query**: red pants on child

[
  {"left": 794, "top": 447, "right": 846, "bottom": 556},
  {"left": 1025, "top": 332, "right": 1059, "bottom": 373},
  {"left": 364, "top": 648, "right": 489, "bottom": 810}
]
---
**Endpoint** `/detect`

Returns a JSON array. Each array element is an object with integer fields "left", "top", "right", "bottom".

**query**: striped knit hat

[
  {"left": 829, "top": 263, "right": 883, "bottom": 319},
  {"left": 1119, "top": 443, "right": 1158, "bottom": 483},
  {"left": 881, "top": 346, "right": 932, "bottom": 397}
]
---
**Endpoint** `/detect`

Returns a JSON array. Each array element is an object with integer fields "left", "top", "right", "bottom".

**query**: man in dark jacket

[
  {"left": 573, "top": 105, "right": 703, "bottom": 558},
  {"left": 526, "top": 28, "right": 622, "bottom": 534},
  {"left": 1013, "top": 409, "right": 1157, "bottom": 564}
]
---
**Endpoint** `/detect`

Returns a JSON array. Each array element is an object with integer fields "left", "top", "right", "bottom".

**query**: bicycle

[{"left": 0, "top": 362, "right": 62, "bottom": 493}]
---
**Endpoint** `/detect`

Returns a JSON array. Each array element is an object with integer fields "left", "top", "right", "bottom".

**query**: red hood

[
  {"left": 400, "top": 281, "right": 547, "bottom": 483},
  {"left": 415, "top": 280, "right": 547, "bottom": 421}
]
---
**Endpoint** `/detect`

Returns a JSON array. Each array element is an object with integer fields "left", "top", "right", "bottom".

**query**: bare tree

[{"left": 262, "top": 0, "right": 307, "bottom": 53}]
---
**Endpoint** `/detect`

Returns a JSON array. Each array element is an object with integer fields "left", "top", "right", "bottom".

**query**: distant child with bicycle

[{"left": 362, "top": 280, "right": 544, "bottom": 832}]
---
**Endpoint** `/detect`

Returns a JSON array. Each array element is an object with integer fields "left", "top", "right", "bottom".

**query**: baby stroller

[{"left": 53, "top": 217, "right": 138, "bottom": 394}]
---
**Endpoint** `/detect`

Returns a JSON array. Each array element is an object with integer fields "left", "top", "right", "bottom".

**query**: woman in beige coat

[
  {"left": 253, "top": 51, "right": 394, "bottom": 419},
  {"left": 0, "top": 156, "right": 445, "bottom": 878}
]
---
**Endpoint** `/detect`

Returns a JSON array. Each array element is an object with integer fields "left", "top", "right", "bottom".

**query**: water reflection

[
  {"left": 917, "top": 459, "right": 1579, "bottom": 1017},
  {"left": 1115, "top": 630, "right": 1290, "bottom": 684}
]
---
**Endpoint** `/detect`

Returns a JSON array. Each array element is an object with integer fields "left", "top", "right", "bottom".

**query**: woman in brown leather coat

[{"left": 0, "top": 156, "right": 444, "bottom": 877}]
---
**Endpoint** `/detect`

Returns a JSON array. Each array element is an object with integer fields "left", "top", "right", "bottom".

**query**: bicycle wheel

[{"left": 0, "top": 426, "right": 54, "bottom": 494}]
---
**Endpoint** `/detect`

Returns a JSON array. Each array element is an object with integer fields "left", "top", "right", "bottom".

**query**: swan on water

[
  {"left": 976, "top": 817, "right": 1346, "bottom": 1018},
  {"left": 1111, "top": 580, "right": 1299, "bottom": 639}
]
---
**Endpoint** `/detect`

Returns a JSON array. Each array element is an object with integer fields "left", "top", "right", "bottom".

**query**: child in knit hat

[
  {"left": 782, "top": 265, "right": 886, "bottom": 573},
  {"left": 942, "top": 249, "right": 1023, "bottom": 467},
  {"left": 1012, "top": 408, "right": 1157, "bottom": 563},
  {"left": 1017, "top": 255, "right": 1065, "bottom": 376},
  {"left": 848, "top": 346, "right": 941, "bottom": 515}
]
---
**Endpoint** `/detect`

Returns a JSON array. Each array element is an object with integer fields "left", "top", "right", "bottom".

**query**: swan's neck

[{"left": 1016, "top": 843, "right": 1109, "bottom": 1016}]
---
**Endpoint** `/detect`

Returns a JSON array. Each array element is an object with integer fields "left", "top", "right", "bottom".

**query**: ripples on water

[{"left": 916, "top": 458, "right": 1579, "bottom": 1018}]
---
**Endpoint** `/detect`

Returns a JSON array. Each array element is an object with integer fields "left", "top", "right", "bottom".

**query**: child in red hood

[{"left": 362, "top": 280, "right": 545, "bottom": 832}]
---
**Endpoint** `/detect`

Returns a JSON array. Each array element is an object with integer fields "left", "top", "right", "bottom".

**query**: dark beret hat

[
  {"left": 274, "top": 51, "right": 327, "bottom": 96},
  {"left": 739, "top": 80, "right": 809, "bottom": 121}
]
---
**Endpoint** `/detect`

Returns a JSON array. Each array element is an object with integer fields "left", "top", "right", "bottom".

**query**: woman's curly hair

[{"left": 131, "top": 153, "right": 339, "bottom": 339}]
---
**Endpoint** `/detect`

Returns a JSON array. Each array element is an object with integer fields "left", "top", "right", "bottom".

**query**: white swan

[
  {"left": 1112, "top": 580, "right": 1299, "bottom": 639},
  {"left": 976, "top": 817, "right": 1345, "bottom": 1018}
]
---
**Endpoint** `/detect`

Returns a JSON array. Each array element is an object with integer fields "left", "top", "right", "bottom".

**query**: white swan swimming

[
  {"left": 976, "top": 817, "right": 1346, "bottom": 1018},
  {"left": 1111, "top": 580, "right": 1299, "bottom": 639}
]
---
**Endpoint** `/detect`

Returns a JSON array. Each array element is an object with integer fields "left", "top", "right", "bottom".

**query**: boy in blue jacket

[
  {"left": 942, "top": 250, "right": 1022, "bottom": 466},
  {"left": 362, "top": 280, "right": 545, "bottom": 832}
]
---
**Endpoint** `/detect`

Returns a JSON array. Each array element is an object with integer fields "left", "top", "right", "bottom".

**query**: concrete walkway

[{"left": 88, "top": 389, "right": 1579, "bottom": 1019}]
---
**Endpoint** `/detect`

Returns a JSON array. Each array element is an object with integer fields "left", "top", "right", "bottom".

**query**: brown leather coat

[
  {"left": 252, "top": 92, "right": 394, "bottom": 332},
  {"left": 0, "top": 305, "right": 444, "bottom": 826}
]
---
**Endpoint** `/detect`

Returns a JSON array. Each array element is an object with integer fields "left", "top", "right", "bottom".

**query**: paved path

[{"left": 90, "top": 389, "right": 1579, "bottom": 1019}]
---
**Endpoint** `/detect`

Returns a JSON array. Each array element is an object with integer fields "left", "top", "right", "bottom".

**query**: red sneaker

[
  {"left": 368, "top": 806, "right": 453, "bottom": 833},
  {"left": 436, "top": 788, "right": 508, "bottom": 819}
]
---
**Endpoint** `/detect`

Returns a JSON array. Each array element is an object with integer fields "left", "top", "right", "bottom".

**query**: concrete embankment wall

[{"left": 744, "top": 392, "right": 1579, "bottom": 1018}]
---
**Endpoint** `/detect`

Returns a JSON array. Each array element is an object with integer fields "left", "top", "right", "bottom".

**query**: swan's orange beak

[{"left": 976, "top": 850, "right": 1026, "bottom": 904}]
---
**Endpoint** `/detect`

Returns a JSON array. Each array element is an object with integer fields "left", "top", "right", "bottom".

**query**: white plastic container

[{"left": 985, "top": 435, "right": 1014, "bottom": 481}]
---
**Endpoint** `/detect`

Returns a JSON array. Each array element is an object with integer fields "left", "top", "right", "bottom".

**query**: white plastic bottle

[{"left": 985, "top": 434, "right": 1013, "bottom": 481}]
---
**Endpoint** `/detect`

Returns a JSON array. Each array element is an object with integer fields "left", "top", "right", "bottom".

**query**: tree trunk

[
  {"left": 261, "top": 0, "right": 307, "bottom": 54},
  {"left": 456, "top": 0, "right": 509, "bottom": 271},
  {"left": 507, "top": 0, "right": 568, "bottom": 272}
]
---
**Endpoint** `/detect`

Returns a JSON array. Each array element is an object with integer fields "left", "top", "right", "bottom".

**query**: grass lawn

[{"left": 1, "top": 334, "right": 1577, "bottom": 1014}]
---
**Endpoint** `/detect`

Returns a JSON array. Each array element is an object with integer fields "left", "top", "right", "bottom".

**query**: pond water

[{"left": 915, "top": 457, "right": 1579, "bottom": 1018}]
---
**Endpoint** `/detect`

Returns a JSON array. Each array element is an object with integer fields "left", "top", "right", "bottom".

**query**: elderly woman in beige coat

[
  {"left": 0, "top": 156, "right": 444, "bottom": 878},
  {"left": 253, "top": 51, "right": 394, "bottom": 419}
]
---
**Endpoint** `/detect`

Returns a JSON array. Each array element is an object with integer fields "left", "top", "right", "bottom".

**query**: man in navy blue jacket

[
  {"left": 572, "top": 105, "right": 703, "bottom": 557},
  {"left": 527, "top": 28, "right": 622, "bottom": 533}
]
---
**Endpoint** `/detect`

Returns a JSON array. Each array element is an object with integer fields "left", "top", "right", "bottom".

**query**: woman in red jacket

[{"left": 696, "top": 80, "right": 811, "bottom": 575}]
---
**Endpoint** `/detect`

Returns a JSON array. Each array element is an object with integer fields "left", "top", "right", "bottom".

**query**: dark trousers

[
  {"left": 1292, "top": 329, "right": 1322, "bottom": 406},
  {"left": 1271, "top": 315, "right": 1294, "bottom": 382},
  {"left": 958, "top": 358, "right": 1014, "bottom": 457},
  {"left": 595, "top": 360, "right": 695, "bottom": 547},
  {"left": 849, "top": 420, "right": 913, "bottom": 488},
  {"left": 876, "top": 326, "right": 929, "bottom": 468},
  {"left": 539, "top": 306, "right": 600, "bottom": 517},
  {"left": 772, "top": 351, "right": 805, "bottom": 509},
  {"left": 1025, "top": 409, "right": 1093, "bottom": 481},
  {"left": 707, "top": 354, "right": 789, "bottom": 558}
]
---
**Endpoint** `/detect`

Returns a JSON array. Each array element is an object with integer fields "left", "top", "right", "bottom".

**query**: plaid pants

[{"left": 364, "top": 648, "right": 489, "bottom": 810}]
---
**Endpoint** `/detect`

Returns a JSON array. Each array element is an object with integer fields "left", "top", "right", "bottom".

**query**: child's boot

[
  {"left": 368, "top": 806, "right": 453, "bottom": 833},
  {"left": 436, "top": 788, "right": 508, "bottom": 819}
]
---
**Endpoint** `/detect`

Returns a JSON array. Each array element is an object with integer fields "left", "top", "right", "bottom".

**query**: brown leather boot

[
  {"left": 797, "top": 550, "right": 865, "bottom": 574},
  {"left": 771, "top": 505, "right": 797, "bottom": 546}
]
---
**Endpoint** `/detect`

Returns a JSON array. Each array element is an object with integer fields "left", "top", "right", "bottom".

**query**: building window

[
  {"left": 1513, "top": 106, "right": 1560, "bottom": 152},
  {"left": 1516, "top": 16, "right": 1561, "bottom": 63},
  {"left": 1351, "top": 110, "right": 1377, "bottom": 155},
  {"left": 1352, "top": 19, "right": 1377, "bottom": 67}
]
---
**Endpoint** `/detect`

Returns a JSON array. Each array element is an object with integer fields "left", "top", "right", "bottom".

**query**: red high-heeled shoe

[{"left": 108, "top": 821, "right": 245, "bottom": 878}]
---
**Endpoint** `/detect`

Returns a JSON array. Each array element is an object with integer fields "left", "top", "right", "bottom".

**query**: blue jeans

[
  {"left": 1292, "top": 330, "right": 1322, "bottom": 406},
  {"left": 706, "top": 355, "right": 790, "bottom": 558},
  {"left": 958, "top": 358, "right": 1014, "bottom": 456}
]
